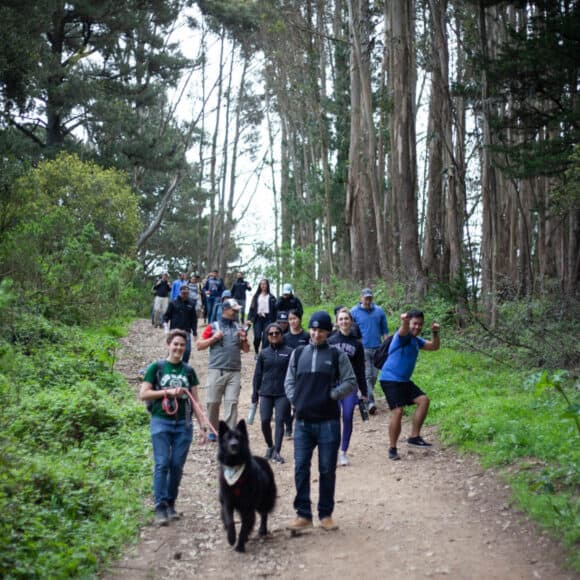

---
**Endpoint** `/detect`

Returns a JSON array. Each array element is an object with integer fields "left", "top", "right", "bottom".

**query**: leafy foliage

[
  {"left": 0, "top": 153, "right": 142, "bottom": 324},
  {"left": 0, "top": 316, "right": 150, "bottom": 578}
]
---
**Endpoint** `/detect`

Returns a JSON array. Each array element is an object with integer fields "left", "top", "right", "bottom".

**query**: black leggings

[
  {"left": 252, "top": 317, "right": 271, "bottom": 353},
  {"left": 259, "top": 395, "right": 291, "bottom": 453}
]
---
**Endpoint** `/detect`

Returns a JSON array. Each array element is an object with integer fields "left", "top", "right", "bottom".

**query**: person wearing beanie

[
  {"left": 275, "top": 283, "right": 303, "bottom": 318},
  {"left": 284, "top": 310, "right": 356, "bottom": 532}
]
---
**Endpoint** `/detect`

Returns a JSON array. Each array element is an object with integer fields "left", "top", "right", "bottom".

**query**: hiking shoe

[
  {"left": 207, "top": 432, "right": 217, "bottom": 442},
  {"left": 319, "top": 517, "right": 338, "bottom": 531},
  {"left": 271, "top": 452, "right": 285, "bottom": 464},
  {"left": 264, "top": 446, "right": 274, "bottom": 460},
  {"left": 154, "top": 503, "right": 169, "bottom": 526},
  {"left": 388, "top": 447, "right": 401, "bottom": 461},
  {"left": 287, "top": 516, "right": 313, "bottom": 531},
  {"left": 407, "top": 436, "right": 432, "bottom": 447},
  {"left": 167, "top": 506, "right": 181, "bottom": 521},
  {"left": 368, "top": 403, "right": 377, "bottom": 415},
  {"left": 339, "top": 451, "right": 350, "bottom": 466}
]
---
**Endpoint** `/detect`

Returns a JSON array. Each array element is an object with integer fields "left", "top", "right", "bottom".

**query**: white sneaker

[{"left": 339, "top": 452, "right": 350, "bottom": 466}]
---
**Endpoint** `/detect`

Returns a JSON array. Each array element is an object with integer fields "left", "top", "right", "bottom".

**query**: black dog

[{"left": 217, "top": 419, "right": 277, "bottom": 553}]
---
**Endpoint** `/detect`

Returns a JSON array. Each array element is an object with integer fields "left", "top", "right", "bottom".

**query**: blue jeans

[
  {"left": 364, "top": 348, "right": 379, "bottom": 405},
  {"left": 207, "top": 296, "right": 218, "bottom": 323},
  {"left": 293, "top": 418, "right": 340, "bottom": 520},
  {"left": 150, "top": 417, "right": 193, "bottom": 508}
]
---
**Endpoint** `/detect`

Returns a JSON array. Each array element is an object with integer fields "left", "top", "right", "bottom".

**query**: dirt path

[{"left": 106, "top": 320, "right": 575, "bottom": 579}]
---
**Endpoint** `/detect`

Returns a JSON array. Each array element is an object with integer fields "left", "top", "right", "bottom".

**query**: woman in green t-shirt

[{"left": 140, "top": 329, "right": 208, "bottom": 526}]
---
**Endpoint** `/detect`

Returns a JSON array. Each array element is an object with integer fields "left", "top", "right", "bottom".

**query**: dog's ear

[
  {"left": 218, "top": 420, "right": 229, "bottom": 438},
  {"left": 236, "top": 418, "right": 248, "bottom": 437}
]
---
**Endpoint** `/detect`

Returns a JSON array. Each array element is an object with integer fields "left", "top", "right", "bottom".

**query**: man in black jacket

[
  {"left": 284, "top": 311, "right": 356, "bottom": 532},
  {"left": 164, "top": 285, "right": 197, "bottom": 363},
  {"left": 230, "top": 271, "right": 251, "bottom": 323},
  {"left": 276, "top": 283, "right": 303, "bottom": 318}
]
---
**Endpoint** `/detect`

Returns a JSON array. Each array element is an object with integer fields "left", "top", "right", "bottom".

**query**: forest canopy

[{"left": 0, "top": 0, "right": 577, "bottom": 325}]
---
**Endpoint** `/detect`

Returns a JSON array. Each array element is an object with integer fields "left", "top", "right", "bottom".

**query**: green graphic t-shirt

[{"left": 144, "top": 360, "right": 200, "bottom": 420}]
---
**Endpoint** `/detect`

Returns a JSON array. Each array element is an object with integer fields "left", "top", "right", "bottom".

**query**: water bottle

[
  {"left": 247, "top": 403, "right": 257, "bottom": 425},
  {"left": 358, "top": 399, "right": 369, "bottom": 422}
]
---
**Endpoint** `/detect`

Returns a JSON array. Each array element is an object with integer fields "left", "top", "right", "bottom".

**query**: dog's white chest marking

[{"left": 223, "top": 464, "right": 246, "bottom": 486}]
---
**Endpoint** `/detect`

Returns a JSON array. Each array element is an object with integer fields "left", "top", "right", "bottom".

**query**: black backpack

[{"left": 372, "top": 335, "right": 405, "bottom": 370}]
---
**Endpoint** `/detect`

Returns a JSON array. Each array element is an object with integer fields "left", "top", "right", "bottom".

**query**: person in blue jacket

[
  {"left": 379, "top": 309, "right": 440, "bottom": 461},
  {"left": 350, "top": 288, "right": 388, "bottom": 414},
  {"left": 203, "top": 269, "right": 225, "bottom": 323}
]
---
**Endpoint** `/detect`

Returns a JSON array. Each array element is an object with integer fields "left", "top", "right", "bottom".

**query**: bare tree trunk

[
  {"left": 478, "top": 1, "right": 500, "bottom": 326},
  {"left": 206, "top": 28, "right": 226, "bottom": 268},
  {"left": 389, "top": 0, "right": 424, "bottom": 298},
  {"left": 348, "top": 0, "right": 388, "bottom": 278}
]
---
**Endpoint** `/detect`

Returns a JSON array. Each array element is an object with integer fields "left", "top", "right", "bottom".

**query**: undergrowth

[
  {"left": 414, "top": 349, "right": 579, "bottom": 570},
  {"left": 0, "top": 317, "right": 150, "bottom": 578}
]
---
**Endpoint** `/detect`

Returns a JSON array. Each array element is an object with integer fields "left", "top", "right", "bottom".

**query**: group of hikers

[{"left": 141, "top": 273, "right": 440, "bottom": 531}]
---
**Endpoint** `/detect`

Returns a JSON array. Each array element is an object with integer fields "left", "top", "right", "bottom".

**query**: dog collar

[{"left": 223, "top": 464, "right": 246, "bottom": 486}]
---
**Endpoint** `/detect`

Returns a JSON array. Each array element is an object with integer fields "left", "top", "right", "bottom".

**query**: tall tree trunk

[
  {"left": 478, "top": 1, "right": 500, "bottom": 326},
  {"left": 348, "top": 0, "right": 388, "bottom": 278},
  {"left": 389, "top": 0, "right": 424, "bottom": 298},
  {"left": 207, "top": 28, "right": 226, "bottom": 269}
]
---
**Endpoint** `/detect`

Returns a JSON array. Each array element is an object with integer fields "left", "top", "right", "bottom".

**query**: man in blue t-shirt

[
  {"left": 379, "top": 309, "right": 440, "bottom": 461},
  {"left": 350, "top": 288, "right": 388, "bottom": 414}
]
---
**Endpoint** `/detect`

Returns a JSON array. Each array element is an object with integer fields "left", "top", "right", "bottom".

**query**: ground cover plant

[
  {"left": 0, "top": 316, "right": 151, "bottom": 578},
  {"left": 414, "top": 350, "right": 579, "bottom": 569}
]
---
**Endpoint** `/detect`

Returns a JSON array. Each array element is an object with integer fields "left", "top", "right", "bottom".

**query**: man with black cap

[
  {"left": 284, "top": 310, "right": 356, "bottom": 532},
  {"left": 350, "top": 288, "right": 389, "bottom": 414},
  {"left": 197, "top": 298, "right": 250, "bottom": 438}
]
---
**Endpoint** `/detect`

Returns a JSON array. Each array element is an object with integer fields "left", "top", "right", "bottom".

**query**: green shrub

[{"left": 0, "top": 317, "right": 150, "bottom": 578}]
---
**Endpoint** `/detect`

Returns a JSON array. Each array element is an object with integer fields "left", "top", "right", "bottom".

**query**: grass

[{"left": 405, "top": 347, "right": 580, "bottom": 569}]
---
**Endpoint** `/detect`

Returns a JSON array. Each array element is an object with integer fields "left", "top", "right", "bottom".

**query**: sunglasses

[{"left": 268, "top": 331, "right": 281, "bottom": 336}]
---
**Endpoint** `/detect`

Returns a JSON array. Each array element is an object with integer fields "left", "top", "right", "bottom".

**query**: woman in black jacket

[
  {"left": 251, "top": 323, "right": 292, "bottom": 463},
  {"left": 248, "top": 278, "right": 277, "bottom": 355}
]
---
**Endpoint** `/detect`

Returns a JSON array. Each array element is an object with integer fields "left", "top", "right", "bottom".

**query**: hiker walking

[
  {"left": 152, "top": 273, "right": 171, "bottom": 328},
  {"left": 379, "top": 309, "right": 440, "bottom": 460},
  {"left": 197, "top": 299, "right": 250, "bottom": 438},
  {"left": 285, "top": 311, "right": 356, "bottom": 532},
  {"left": 350, "top": 288, "right": 389, "bottom": 414},
  {"left": 164, "top": 284, "right": 197, "bottom": 363},
  {"left": 248, "top": 278, "right": 277, "bottom": 356},
  {"left": 230, "top": 271, "right": 252, "bottom": 323},
  {"left": 140, "top": 330, "right": 207, "bottom": 526},
  {"left": 203, "top": 270, "right": 225, "bottom": 324},
  {"left": 252, "top": 322, "right": 293, "bottom": 464},
  {"left": 327, "top": 308, "right": 368, "bottom": 466}
]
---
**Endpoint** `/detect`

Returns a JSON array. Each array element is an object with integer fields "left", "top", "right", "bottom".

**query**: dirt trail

[{"left": 106, "top": 320, "right": 575, "bottom": 579}]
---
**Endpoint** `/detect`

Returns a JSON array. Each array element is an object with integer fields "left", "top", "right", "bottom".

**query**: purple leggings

[{"left": 340, "top": 388, "right": 358, "bottom": 452}]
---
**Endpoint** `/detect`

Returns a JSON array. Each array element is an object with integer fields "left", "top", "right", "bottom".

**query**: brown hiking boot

[
  {"left": 319, "top": 516, "right": 338, "bottom": 531},
  {"left": 287, "top": 516, "right": 313, "bottom": 531}
]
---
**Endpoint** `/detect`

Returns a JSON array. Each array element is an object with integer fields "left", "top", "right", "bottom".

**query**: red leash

[{"left": 164, "top": 389, "right": 218, "bottom": 436}]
